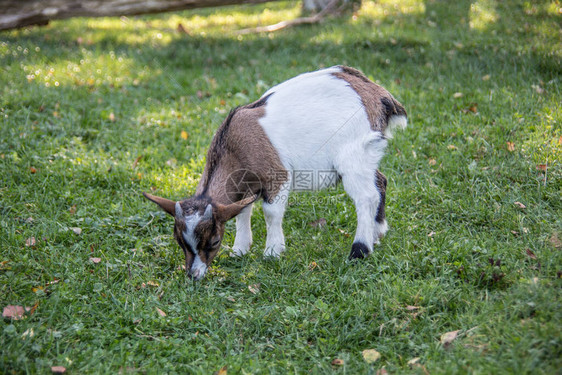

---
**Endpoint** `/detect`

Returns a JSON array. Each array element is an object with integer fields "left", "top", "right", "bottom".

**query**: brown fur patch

[
  {"left": 197, "top": 95, "right": 288, "bottom": 205},
  {"left": 333, "top": 66, "right": 407, "bottom": 132}
]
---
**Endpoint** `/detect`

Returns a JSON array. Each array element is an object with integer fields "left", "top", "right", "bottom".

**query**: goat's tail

[{"left": 382, "top": 96, "right": 408, "bottom": 139}]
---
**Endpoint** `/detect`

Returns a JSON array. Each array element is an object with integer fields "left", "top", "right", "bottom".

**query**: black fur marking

[
  {"left": 349, "top": 242, "right": 370, "bottom": 260},
  {"left": 375, "top": 170, "right": 387, "bottom": 224}
]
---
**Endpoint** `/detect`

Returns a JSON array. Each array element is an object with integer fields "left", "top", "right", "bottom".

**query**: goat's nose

[{"left": 191, "top": 269, "right": 200, "bottom": 280}]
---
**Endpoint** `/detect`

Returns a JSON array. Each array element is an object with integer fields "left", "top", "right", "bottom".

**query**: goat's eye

[{"left": 211, "top": 238, "right": 221, "bottom": 248}]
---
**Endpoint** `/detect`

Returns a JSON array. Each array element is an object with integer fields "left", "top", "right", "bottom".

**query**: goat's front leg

[
  {"left": 231, "top": 204, "right": 253, "bottom": 257},
  {"left": 262, "top": 185, "right": 289, "bottom": 257}
]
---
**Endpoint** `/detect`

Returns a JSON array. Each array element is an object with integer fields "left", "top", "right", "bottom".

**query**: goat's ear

[
  {"left": 143, "top": 192, "right": 176, "bottom": 217},
  {"left": 215, "top": 194, "right": 258, "bottom": 222}
]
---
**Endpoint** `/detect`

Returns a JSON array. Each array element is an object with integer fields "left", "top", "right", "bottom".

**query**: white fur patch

[
  {"left": 190, "top": 253, "right": 207, "bottom": 280},
  {"left": 384, "top": 115, "right": 408, "bottom": 138},
  {"left": 182, "top": 212, "right": 201, "bottom": 252}
]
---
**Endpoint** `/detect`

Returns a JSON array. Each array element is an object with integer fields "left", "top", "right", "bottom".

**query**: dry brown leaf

[
  {"left": 362, "top": 349, "right": 381, "bottom": 363},
  {"left": 536, "top": 164, "right": 547, "bottom": 171},
  {"left": 428, "top": 158, "right": 437, "bottom": 166},
  {"left": 146, "top": 280, "right": 159, "bottom": 287},
  {"left": 447, "top": 144, "right": 457, "bottom": 150},
  {"left": 525, "top": 248, "right": 537, "bottom": 259},
  {"left": 30, "top": 166, "right": 37, "bottom": 174},
  {"left": 338, "top": 228, "right": 351, "bottom": 237},
  {"left": 310, "top": 218, "right": 327, "bottom": 228},
  {"left": 89, "top": 257, "right": 102, "bottom": 263},
  {"left": 428, "top": 231, "right": 435, "bottom": 237},
  {"left": 514, "top": 201, "right": 526, "bottom": 209},
  {"left": 177, "top": 23, "right": 189, "bottom": 34},
  {"left": 453, "top": 92, "right": 463, "bottom": 98},
  {"left": 3, "top": 305, "right": 26, "bottom": 320},
  {"left": 406, "top": 305, "right": 420, "bottom": 311},
  {"left": 441, "top": 329, "right": 460, "bottom": 348},
  {"left": 407, "top": 357, "right": 421, "bottom": 367},
  {"left": 214, "top": 366, "right": 227, "bottom": 375},
  {"left": 507, "top": 142, "right": 515, "bottom": 152},
  {"left": 25, "top": 237, "right": 36, "bottom": 247},
  {"left": 482, "top": 74, "right": 491, "bottom": 81},
  {"left": 549, "top": 233, "right": 562, "bottom": 248},
  {"left": 248, "top": 284, "right": 260, "bottom": 294},
  {"left": 308, "top": 261, "right": 319, "bottom": 271},
  {"left": 467, "top": 103, "right": 478, "bottom": 113},
  {"left": 51, "top": 366, "right": 66, "bottom": 373},
  {"left": 331, "top": 358, "right": 344, "bottom": 366},
  {"left": 109, "top": 112, "right": 115, "bottom": 122},
  {"left": 132, "top": 155, "right": 142, "bottom": 169},
  {"left": 156, "top": 307, "right": 166, "bottom": 317},
  {"left": 69, "top": 205, "right": 77, "bottom": 215}
]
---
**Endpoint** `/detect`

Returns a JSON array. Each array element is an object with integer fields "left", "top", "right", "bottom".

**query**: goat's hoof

[
  {"left": 348, "top": 242, "right": 370, "bottom": 260},
  {"left": 263, "top": 245, "right": 284, "bottom": 258},
  {"left": 230, "top": 247, "right": 249, "bottom": 257}
]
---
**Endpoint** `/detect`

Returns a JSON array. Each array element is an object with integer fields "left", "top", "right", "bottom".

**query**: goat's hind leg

[
  {"left": 341, "top": 170, "right": 380, "bottom": 260},
  {"left": 374, "top": 170, "right": 389, "bottom": 244}
]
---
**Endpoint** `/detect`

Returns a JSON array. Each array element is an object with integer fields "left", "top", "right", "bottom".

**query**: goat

[{"left": 144, "top": 66, "right": 407, "bottom": 280}]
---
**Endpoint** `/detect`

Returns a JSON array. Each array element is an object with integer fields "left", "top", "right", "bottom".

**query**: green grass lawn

[{"left": 1, "top": 0, "right": 561, "bottom": 373}]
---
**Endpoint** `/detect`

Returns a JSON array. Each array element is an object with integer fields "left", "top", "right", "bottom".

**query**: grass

[{"left": 1, "top": 0, "right": 561, "bottom": 373}]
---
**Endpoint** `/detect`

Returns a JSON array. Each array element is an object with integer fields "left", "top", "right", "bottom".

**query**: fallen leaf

[
  {"left": 89, "top": 257, "right": 102, "bottom": 263},
  {"left": 407, "top": 357, "right": 421, "bottom": 367},
  {"left": 51, "top": 366, "right": 66, "bottom": 373},
  {"left": 441, "top": 329, "right": 460, "bottom": 348},
  {"left": 507, "top": 142, "right": 515, "bottom": 152},
  {"left": 447, "top": 144, "right": 457, "bottom": 150},
  {"left": 482, "top": 74, "right": 491, "bottom": 81},
  {"left": 453, "top": 92, "right": 463, "bottom": 98},
  {"left": 549, "top": 233, "right": 562, "bottom": 248},
  {"left": 338, "top": 228, "right": 351, "bottom": 237},
  {"left": 406, "top": 305, "right": 420, "bottom": 311},
  {"left": 310, "top": 218, "right": 327, "bottom": 228},
  {"left": 146, "top": 280, "right": 159, "bottom": 287},
  {"left": 514, "top": 201, "right": 526, "bottom": 209},
  {"left": 177, "top": 23, "right": 189, "bottom": 34},
  {"left": 214, "top": 366, "right": 227, "bottom": 375},
  {"left": 467, "top": 103, "right": 478, "bottom": 113},
  {"left": 132, "top": 155, "right": 142, "bottom": 169},
  {"left": 331, "top": 358, "right": 344, "bottom": 366},
  {"left": 536, "top": 164, "right": 547, "bottom": 171},
  {"left": 70, "top": 227, "right": 82, "bottom": 235},
  {"left": 525, "top": 248, "right": 537, "bottom": 259},
  {"left": 531, "top": 84, "right": 544, "bottom": 94},
  {"left": 3, "top": 305, "right": 26, "bottom": 320},
  {"left": 25, "top": 237, "right": 36, "bottom": 247},
  {"left": 109, "top": 112, "right": 115, "bottom": 122},
  {"left": 376, "top": 370, "right": 388, "bottom": 375},
  {"left": 428, "top": 231, "right": 435, "bottom": 237},
  {"left": 69, "top": 205, "right": 77, "bottom": 215},
  {"left": 248, "top": 284, "right": 260, "bottom": 294},
  {"left": 362, "top": 349, "right": 381, "bottom": 363},
  {"left": 180, "top": 130, "right": 188, "bottom": 140},
  {"left": 156, "top": 307, "right": 166, "bottom": 317},
  {"left": 22, "top": 328, "right": 35, "bottom": 338},
  {"left": 308, "top": 261, "right": 319, "bottom": 271},
  {"left": 428, "top": 158, "right": 437, "bottom": 166},
  {"left": 30, "top": 166, "right": 37, "bottom": 174}
]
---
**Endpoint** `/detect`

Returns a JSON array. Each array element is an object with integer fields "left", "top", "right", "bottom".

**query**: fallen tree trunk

[{"left": 0, "top": 0, "right": 283, "bottom": 31}]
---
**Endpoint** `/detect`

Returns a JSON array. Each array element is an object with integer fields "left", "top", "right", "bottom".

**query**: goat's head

[{"left": 143, "top": 192, "right": 256, "bottom": 280}]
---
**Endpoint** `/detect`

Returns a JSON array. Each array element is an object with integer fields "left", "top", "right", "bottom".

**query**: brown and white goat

[{"left": 144, "top": 66, "right": 407, "bottom": 280}]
